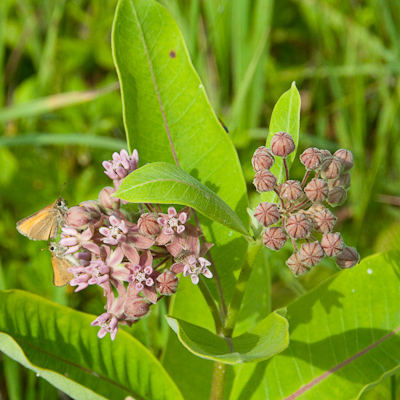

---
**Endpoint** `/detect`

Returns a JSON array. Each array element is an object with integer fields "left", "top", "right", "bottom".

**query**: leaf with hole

[{"left": 112, "top": 0, "right": 249, "bottom": 301}]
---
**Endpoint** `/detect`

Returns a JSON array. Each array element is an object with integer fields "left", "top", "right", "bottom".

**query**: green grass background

[{"left": 0, "top": 0, "right": 399, "bottom": 398}]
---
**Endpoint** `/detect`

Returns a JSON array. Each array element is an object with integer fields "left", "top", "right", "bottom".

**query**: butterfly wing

[
  {"left": 16, "top": 198, "right": 66, "bottom": 241},
  {"left": 51, "top": 255, "right": 75, "bottom": 287}
]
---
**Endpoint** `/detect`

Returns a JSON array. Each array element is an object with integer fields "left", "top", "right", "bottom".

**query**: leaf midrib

[{"left": 130, "top": 0, "right": 179, "bottom": 166}]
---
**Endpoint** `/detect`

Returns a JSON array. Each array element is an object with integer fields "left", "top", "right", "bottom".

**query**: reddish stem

[
  {"left": 283, "top": 158, "right": 290, "bottom": 180},
  {"left": 301, "top": 170, "right": 311, "bottom": 187}
]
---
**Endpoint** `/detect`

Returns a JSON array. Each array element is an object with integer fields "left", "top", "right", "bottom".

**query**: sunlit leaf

[
  {"left": 112, "top": 0, "right": 249, "bottom": 301},
  {"left": 229, "top": 251, "right": 400, "bottom": 399}
]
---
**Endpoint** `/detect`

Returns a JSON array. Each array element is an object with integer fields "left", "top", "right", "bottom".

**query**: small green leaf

[
  {"left": 165, "top": 308, "right": 289, "bottom": 365},
  {"left": 229, "top": 251, "right": 400, "bottom": 399},
  {"left": 261, "top": 82, "right": 301, "bottom": 203},
  {"left": 0, "top": 290, "right": 183, "bottom": 400},
  {"left": 115, "top": 162, "right": 251, "bottom": 237}
]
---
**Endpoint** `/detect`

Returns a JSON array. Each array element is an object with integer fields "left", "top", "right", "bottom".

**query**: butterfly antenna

[{"left": 59, "top": 182, "right": 67, "bottom": 196}]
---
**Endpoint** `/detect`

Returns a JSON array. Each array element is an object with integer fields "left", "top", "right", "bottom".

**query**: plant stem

[
  {"left": 223, "top": 237, "right": 263, "bottom": 337},
  {"left": 391, "top": 374, "right": 396, "bottom": 400},
  {"left": 210, "top": 238, "right": 263, "bottom": 399},
  {"left": 283, "top": 158, "right": 290, "bottom": 180},
  {"left": 210, "top": 362, "right": 228, "bottom": 400},
  {"left": 301, "top": 170, "right": 310, "bottom": 187},
  {"left": 192, "top": 208, "right": 228, "bottom": 319},
  {"left": 198, "top": 278, "right": 223, "bottom": 333}
]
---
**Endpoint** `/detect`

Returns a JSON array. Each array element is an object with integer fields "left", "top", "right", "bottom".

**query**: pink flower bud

[
  {"left": 286, "top": 252, "right": 309, "bottom": 276},
  {"left": 99, "top": 187, "right": 120, "bottom": 210},
  {"left": 280, "top": 180, "right": 303, "bottom": 202},
  {"left": 313, "top": 208, "right": 337, "bottom": 233},
  {"left": 321, "top": 156, "right": 343, "bottom": 180},
  {"left": 299, "top": 242, "right": 324, "bottom": 267},
  {"left": 321, "top": 233, "right": 345, "bottom": 257},
  {"left": 252, "top": 147, "right": 275, "bottom": 171},
  {"left": 138, "top": 213, "right": 161, "bottom": 236},
  {"left": 285, "top": 213, "right": 311, "bottom": 239},
  {"left": 253, "top": 170, "right": 277, "bottom": 192},
  {"left": 328, "top": 186, "right": 347, "bottom": 207},
  {"left": 332, "top": 173, "right": 351, "bottom": 189},
  {"left": 319, "top": 149, "right": 332, "bottom": 159},
  {"left": 335, "top": 246, "right": 360, "bottom": 269},
  {"left": 304, "top": 179, "right": 328, "bottom": 203},
  {"left": 254, "top": 202, "right": 280, "bottom": 227},
  {"left": 124, "top": 296, "right": 151, "bottom": 320},
  {"left": 271, "top": 132, "right": 295, "bottom": 158},
  {"left": 64, "top": 206, "right": 93, "bottom": 229},
  {"left": 263, "top": 227, "right": 287, "bottom": 251},
  {"left": 79, "top": 201, "right": 102, "bottom": 219},
  {"left": 300, "top": 147, "right": 323, "bottom": 170},
  {"left": 334, "top": 149, "right": 354, "bottom": 171},
  {"left": 156, "top": 271, "right": 179, "bottom": 295}
]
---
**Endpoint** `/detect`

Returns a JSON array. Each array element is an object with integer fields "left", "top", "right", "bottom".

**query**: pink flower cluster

[{"left": 56, "top": 150, "right": 213, "bottom": 340}]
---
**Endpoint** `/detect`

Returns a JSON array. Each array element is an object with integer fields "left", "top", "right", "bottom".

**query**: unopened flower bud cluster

[
  {"left": 252, "top": 131, "right": 360, "bottom": 276},
  {"left": 57, "top": 149, "right": 213, "bottom": 340}
]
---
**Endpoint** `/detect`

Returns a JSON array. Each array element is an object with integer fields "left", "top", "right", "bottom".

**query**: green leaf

[
  {"left": 115, "top": 162, "right": 250, "bottom": 237},
  {"left": 0, "top": 290, "right": 183, "bottom": 400},
  {"left": 261, "top": 82, "right": 301, "bottom": 204},
  {"left": 229, "top": 251, "right": 400, "bottom": 399},
  {"left": 165, "top": 308, "right": 289, "bottom": 365},
  {"left": 112, "top": 0, "right": 249, "bottom": 301}
]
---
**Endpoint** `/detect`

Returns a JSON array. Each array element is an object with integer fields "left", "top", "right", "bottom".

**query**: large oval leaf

[
  {"left": 115, "top": 162, "right": 250, "bottom": 237},
  {"left": 165, "top": 308, "right": 289, "bottom": 365},
  {"left": 261, "top": 82, "right": 301, "bottom": 203},
  {"left": 229, "top": 251, "right": 400, "bottom": 399},
  {"left": 0, "top": 290, "right": 183, "bottom": 400},
  {"left": 112, "top": 0, "right": 249, "bottom": 302}
]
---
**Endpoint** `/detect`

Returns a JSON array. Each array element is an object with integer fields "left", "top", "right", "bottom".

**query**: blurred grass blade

[
  {"left": 0, "top": 82, "right": 119, "bottom": 123},
  {"left": 0, "top": 133, "right": 127, "bottom": 150}
]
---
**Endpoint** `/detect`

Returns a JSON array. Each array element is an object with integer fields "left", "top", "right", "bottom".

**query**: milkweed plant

[{"left": 4, "top": 1, "right": 399, "bottom": 400}]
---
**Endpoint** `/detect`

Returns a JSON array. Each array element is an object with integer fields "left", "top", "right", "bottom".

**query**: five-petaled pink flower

[
  {"left": 168, "top": 235, "right": 213, "bottom": 285},
  {"left": 127, "top": 250, "right": 159, "bottom": 304}
]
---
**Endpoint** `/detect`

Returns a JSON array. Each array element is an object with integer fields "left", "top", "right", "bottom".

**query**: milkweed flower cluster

[
  {"left": 252, "top": 132, "right": 360, "bottom": 276},
  {"left": 57, "top": 149, "right": 213, "bottom": 340}
]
